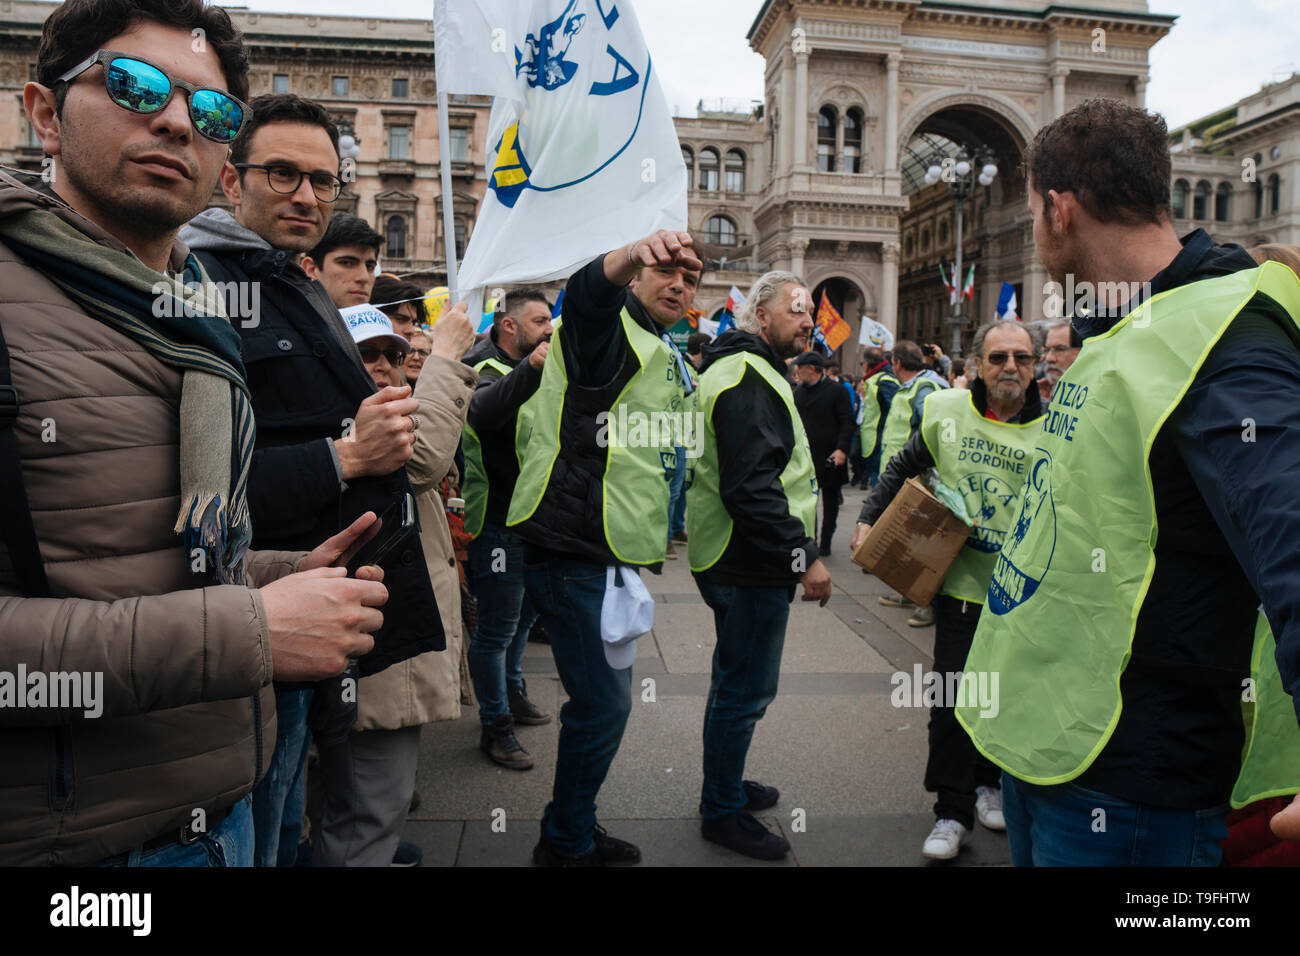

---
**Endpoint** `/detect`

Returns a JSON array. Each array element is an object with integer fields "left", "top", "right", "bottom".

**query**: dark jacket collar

[
  {"left": 1074, "top": 228, "right": 1257, "bottom": 341},
  {"left": 699, "top": 328, "right": 789, "bottom": 379}
]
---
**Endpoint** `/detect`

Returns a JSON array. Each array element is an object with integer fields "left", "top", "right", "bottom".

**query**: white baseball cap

[{"left": 340, "top": 303, "right": 410, "bottom": 353}]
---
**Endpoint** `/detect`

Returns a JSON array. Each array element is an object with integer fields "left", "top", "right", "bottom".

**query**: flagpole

[{"left": 437, "top": 89, "right": 459, "bottom": 303}]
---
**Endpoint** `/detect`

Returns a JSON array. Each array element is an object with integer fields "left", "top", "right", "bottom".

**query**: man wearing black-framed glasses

[{"left": 181, "top": 93, "right": 446, "bottom": 869}]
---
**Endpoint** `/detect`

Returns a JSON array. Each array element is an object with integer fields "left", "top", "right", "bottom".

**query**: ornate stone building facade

[
  {"left": 1166, "top": 72, "right": 1300, "bottom": 252},
  {"left": 746, "top": 0, "right": 1173, "bottom": 365}
]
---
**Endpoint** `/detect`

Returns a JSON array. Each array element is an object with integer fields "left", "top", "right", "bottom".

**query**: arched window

[
  {"left": 844, "top": 107, "right": 863, "bottom": 174},
  {"left": 1171, "top": 179, "right": 1189, "bottom": 219},
  {"left": 1193, "top": 180, "right": 1211, "bottom": 220},
  {"left": 725, "top": 149, "right": 745, "bottom": 193},
  {"left": 904, "top": 234, "right": 914, "bottom": 257},
  {"left": 1255, "top": 181, "right": 1265, "bottom": 219},
  {"left": 681, "top": 146, "right": 694, "bottom": 190},
  {"left": 939, "top": 219, "right": 949, "bottom": 244},
  {"left": 1269, "top": 173, "right": 1281, "bottom": 215},
  {"left": 386, "top": 215, "right": 406, "bottom": 259},
  {"left": 699, "top": 147, "right": 719, "bottom": 191},
  {"left": 817, "top": 106, "right": 837, "bottom": 172},
  {"left": 921, "top": 226, "right": 930, "bottom": 250},
  {"left": 705, "top": 215, "right": 737, "bottom": 246},
  {"left": 1215, "top": 182, "right": 1231, "bottom": 222}
]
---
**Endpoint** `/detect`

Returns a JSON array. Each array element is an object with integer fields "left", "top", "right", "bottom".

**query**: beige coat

[
  {"left": 0, "top": 170, "right": 299, "bottom": 865},
  {"left": 354, "top": 355, "right": 476, "bottom": 730}
]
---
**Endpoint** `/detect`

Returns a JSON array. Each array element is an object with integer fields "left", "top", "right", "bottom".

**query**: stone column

[
  {"left": 884, "top": 53, "right": 901, "bottom": 174},
  {"left": 1023, "top": 259, "right": 1047, "bottom": 324},
  {"left": 835, "top": 115, "right": 845, "bottom": 173},
  {"left": 1134, "top": 75, "right": 1148, "bottom": 108},
  {"left": 1051, "top": 67, "right": 1069, "bottom": 119},
  {"left": 880, "top": 241, "right": 900, "bottom": 336},
  {"left": 794, "top": 51, "right": 810, "bottom": 170},
  {"left": 774, "top": 240, "right": 792, "bottom": 273},
  {"left": 781, "top": 53, "right": 795, "bottom": 174},
  {"left": 790, "top": 237, "right": 809, "bottom": 280}
]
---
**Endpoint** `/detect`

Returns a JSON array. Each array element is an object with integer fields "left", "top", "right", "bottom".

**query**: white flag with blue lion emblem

[{"left": 434, "top": 0, "right": 687, "bottom": 295}]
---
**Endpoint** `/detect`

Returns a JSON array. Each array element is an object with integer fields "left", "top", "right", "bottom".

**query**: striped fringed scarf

[{"left": 0, "top": 208, "right": 255, "bottom": 584}]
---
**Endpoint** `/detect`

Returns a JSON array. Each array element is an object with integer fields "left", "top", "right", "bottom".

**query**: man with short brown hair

[{"left": 181, "top": 92, "right": 444, "bottom": 867}]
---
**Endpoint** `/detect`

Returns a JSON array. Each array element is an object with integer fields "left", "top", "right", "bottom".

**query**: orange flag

[{"left": 816, "top": 291, "right": 851, "bottom": 351}]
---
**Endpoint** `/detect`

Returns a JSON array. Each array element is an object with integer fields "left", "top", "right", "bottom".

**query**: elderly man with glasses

[
  {"left": 850, "top": 319, "right": 1045, "bottom": 861},
  {"left": 180, "top": 93, "right": 446, "bottom": 868},
  {"left": 1038, "top": 320, "right": 1082, "bottom": 401}
]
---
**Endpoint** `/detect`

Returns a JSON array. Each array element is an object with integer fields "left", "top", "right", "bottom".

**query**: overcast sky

[{"left": 238, "top": 0, "right": 1297, "bottom": 130}]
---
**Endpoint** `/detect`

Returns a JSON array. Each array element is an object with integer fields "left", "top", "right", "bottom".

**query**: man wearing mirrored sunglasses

[
  {"left": 181, "top": 94, "right": 445, "bottom": 868},
  {"left": 0, "top": 0, "right": 395, "bottom": 868}
]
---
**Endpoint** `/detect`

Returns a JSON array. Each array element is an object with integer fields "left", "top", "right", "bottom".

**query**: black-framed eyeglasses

[
  {"left": 233, "top": 163, "right": 343, "bottom": 203},
  {"left": 56, "top": 50, "right": 248, "bottom": 145},
  {"left": 359, "top": 345, "right": 408, "bottom": 366},
  {"left": 985, "top": 351, "right": 1036, "bottom": 368}
]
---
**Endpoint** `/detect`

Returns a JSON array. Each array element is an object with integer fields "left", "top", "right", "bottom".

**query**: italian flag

[
  {"left": 939, "top": 263, "right": 956, "bottom": 305},
  {"left": 961, "top": 264, "right": 975, "bottom": 301}
]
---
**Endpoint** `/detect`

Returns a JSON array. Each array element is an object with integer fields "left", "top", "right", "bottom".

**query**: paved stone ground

[{"left": 402, "top": 485, "right": 1011, "bottom": 866}]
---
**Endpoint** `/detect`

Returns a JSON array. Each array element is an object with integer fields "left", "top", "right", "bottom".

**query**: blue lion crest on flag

[{"left": 516, "top": 0, "right": 586, "bottom": 91}]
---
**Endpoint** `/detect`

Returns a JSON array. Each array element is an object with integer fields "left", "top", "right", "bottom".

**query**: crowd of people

[{"left": 2, "top": 0, "right": 1300, "bottom": 871}]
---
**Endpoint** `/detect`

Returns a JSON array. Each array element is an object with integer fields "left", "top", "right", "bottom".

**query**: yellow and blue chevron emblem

[{"left": 489, "top": 122, "right": 531, "bottom": 209}]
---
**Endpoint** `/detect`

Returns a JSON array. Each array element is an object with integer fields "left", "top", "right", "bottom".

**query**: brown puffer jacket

[
  {"left": 355, "top": 356, "right": 476, "bottom": 730},
  {"left": 0, "top": 170, "right": 298, "bottom": 866}
]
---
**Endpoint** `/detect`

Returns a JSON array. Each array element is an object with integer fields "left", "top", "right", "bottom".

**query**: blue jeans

[
  {"left": 251, "top": 687, "right": 312, "bottom": 867},
  {"left": 98, "top": 795, "right": 254, "bottom": 867},
  {"left": 696, "top": 578, "right": 793, "bottom": 821},
  {"left": 525, "top": 549, "right": 634, "bottom": 857},
  {"left": 469, "top": 524, "right": 536, "bottom": 723},
  {"left": 668, "top": 445, "right": 687, "bottom": 538},
  {"left": 1002, "top": 771, "right": 1230, "bottom": 866}
]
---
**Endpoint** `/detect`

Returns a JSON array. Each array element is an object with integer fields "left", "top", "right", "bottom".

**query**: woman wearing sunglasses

[{"left": 334, "top": 302, "right": 479, "bottom": 867}]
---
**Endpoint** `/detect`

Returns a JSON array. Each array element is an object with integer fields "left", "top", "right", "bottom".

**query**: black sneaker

[
  {"left": 701, "top": 812, "right": 790, "bottom": 861},
  {"left": 742, "top": 780, "right": 780, "bottom": 811},
  {"left": 528, "top": 620, "right": 550, "bottom": 645},
  {"left": 390, "top": 840, "right": 423, "bottom": 867},
  {"left": 591, "top": 824, "right": 641, "bottom": 866},
  {"left": 479, "top": 715, "right": 533, "bottom": 770},
  {"left": 698, "top": 780, "right": 780, "bottom": 814},
  {"left": 508, "top": 680, "right": 552, "bottom": 726},
  {"left": 532, "top": 833, "right": 601, "bottom": 867}
]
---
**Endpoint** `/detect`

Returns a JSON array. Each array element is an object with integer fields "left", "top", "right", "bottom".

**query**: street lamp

[{"left": 924, "top": 149, "right": 998, "bottom": 357}]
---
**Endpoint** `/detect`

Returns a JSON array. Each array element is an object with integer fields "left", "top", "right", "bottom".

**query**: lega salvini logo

[{"left": 491, "top": 0, "right": 653, "bottom": 209}]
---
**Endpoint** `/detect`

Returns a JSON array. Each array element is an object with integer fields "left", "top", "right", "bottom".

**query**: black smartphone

[{"left": 337, "top": 493, "right": 416, "bottom": 576}]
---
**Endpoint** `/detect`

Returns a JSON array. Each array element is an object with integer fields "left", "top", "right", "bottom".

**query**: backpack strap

[{"left": 0, "top": 318, "right": 51, "bottom": 597}]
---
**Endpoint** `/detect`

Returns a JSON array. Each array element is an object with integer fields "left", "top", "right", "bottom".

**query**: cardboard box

[{"left": 852, "top": 476, "right": 969, "bottom": 606}]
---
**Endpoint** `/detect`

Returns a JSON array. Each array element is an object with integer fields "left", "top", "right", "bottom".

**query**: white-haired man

[{"left": 687, "top": 270, "right": 832, "bottom": 860}]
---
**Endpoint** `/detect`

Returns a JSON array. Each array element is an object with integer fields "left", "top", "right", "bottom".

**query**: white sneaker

[
  {"left": 921, "top": 818, "right": 971, "bottom": 860},
  {"left": 975, "top": 785, "right": 1006, "bottom": 831}
]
